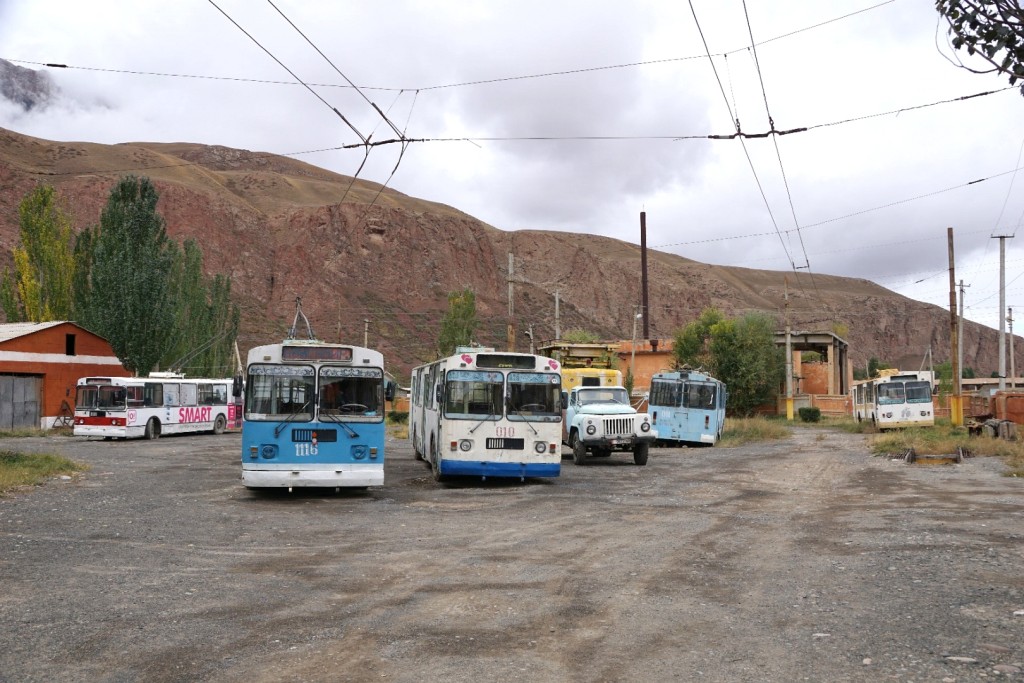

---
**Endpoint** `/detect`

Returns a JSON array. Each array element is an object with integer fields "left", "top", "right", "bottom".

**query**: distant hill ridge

[{"left": 0, "top": 126, "right": 1008, "bottom": 379}]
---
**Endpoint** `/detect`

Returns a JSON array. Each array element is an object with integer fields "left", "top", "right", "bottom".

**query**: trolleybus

[
  {"left": 242, "top": 339, "right": 389, "bottom": 489},
  {"left": 647, "top": 369, "right": 727, "bottom": 446},
  {"left": 852, "top": 370, "right": 935, "bottom": 430},
  {"left": 73, "top": 373, "right": 239, "bottom": 439},
  {"left": 410, "top": 348, "right": 562, "bottom": 482}
]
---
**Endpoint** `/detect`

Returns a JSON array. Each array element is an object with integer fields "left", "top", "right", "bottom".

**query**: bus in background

[
  {"left": 241, "top": 339, "right": 390, "bottom": 490},
  {"left": 410, "top": 348, "right": 562, "bottom": 482},
  {"left": 74, "top": 373, "right": 239, "bottom": 439},
  {"left": 852, "top": 370, "right": 935, "bottom": 430},
  {"left": 647, "top": 369, "right": 727, "bottom": 447}
]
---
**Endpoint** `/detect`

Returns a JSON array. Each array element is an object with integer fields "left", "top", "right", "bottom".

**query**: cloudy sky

[{"left": 1, "top": 0, "right": 1023, "bottom": 334}]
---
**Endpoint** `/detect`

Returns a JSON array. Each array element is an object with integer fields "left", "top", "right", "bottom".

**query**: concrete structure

[
  {"left": 773, "top": 331, "right": 853, "bottom": 417},
  {"left": 0, "top": 321, "right": 130, "bottom": 429}
]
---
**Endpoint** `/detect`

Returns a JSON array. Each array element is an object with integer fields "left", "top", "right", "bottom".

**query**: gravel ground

[{"left": 0, "top": 427, "right": 1022, "bottom": 683}]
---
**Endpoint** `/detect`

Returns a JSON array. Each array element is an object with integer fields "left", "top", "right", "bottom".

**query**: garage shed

[{"left": 0, "top": 321, "right": 131, "bottom": 429}]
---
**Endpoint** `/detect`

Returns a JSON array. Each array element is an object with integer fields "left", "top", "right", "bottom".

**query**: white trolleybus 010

[
  {"left": 73, "top": 372, "right": 240, "bottom": 439},
  {"left": 852, "top": 370, "right": 936, "bottom": 430},
  {"left": 647, "top": 368, "right": 727, "bottom": 447},
  {"left": 410, "top": 348, "right": 563, "bottom": 482},
  {"left": 241, "top": 340, "right": 392, "bottom": 490}
]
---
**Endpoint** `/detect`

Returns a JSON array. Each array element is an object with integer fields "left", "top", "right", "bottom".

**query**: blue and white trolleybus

[
  {"left": 242, "top": 327, "right": 389, "bottom": 490},
  {"left": 410, "top": 348, "right": 562, "bottom": 482}
]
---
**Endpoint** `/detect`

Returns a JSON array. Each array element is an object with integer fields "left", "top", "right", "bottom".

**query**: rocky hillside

[{"left": 0, "top": 126, "right": 1009, "bottom": 380}]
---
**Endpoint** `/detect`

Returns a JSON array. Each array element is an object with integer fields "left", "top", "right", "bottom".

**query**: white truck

[{"left": 563, "top": 385, "right": 656, "bottom": 466}]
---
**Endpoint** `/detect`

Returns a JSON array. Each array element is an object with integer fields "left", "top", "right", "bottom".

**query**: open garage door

[{"left": 0, "top": 374, "right": 42, "bottom": 429}]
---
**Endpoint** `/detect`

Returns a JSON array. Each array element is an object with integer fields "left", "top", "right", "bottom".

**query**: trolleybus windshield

[{"left": 444, "top": 370, "right": 503, "bottom": 418}]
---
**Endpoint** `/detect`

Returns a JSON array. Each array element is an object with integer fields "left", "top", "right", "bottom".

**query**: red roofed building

[{"left": 0, "top": 321, "right": 131, "bottom": 429}]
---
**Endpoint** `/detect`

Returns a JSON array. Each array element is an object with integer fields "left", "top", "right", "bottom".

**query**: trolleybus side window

[
  {"left": 506, "top": 371, "right": 561, "bottom": 417},
  {"left": 444, "top": 370, "right": 502, "bottom": 417},
  {"left": 180, "top": 383, "right": 198, "bottom": 407},
  {"left": 198, "top": 383, "right": 228, "bottom": 405},
  {"left": 143, "top": 382, "right": 163, "bottom": 408}
]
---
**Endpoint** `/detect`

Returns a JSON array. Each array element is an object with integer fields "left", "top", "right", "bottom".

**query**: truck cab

[{"left": 563, "top": 385, "right": 656, "bottom": 466}]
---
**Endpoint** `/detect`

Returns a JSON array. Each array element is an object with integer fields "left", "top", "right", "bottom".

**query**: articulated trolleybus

[
  {"left": 242, "top": 338, "right": 389, "bottom": 490},
  {"left": 74, "top": 373, "right": 238, "bottom": 439},
  {"left": 852, "top": 370, "right": 935, "bottom": 430},
  {"left": 410, "top": 348, "right": 562, "bottom": 482},
  {"left": 647, "top": 369, "right": 727, "bottom": 446}
]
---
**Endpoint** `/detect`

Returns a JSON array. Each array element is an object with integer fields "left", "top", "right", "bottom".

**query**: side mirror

[
  {"left": 232, "top": 376, "right": 243, "bottom": 398},
  {"left": 561, "top": 391, "right": 568, "bottom": 409},
  {"left": 385, "top": 380, "right": 396, "bottom": 401},
  {"left": 435, "top": 384, "right": 443, "bottom": 404}
]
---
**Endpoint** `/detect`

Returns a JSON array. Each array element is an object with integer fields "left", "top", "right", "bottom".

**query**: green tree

[
  {"left": 83, "top": 176, "right": 175, "bottom": 374},
  {"left": 936, "top": 0, "right": 1024, "bottom": 94},
  {"left": 867, "top": 357, "right": 891, "bottom": 378},
  {"left": 709, "top": 313, "right": 785, "bottom": 417},
  {"left": 71, "top": 226, "right": 96, "bottom": 322},
  {"left": 437, "top": 288, "right": 478, "bottom": 357},
  {"left": 672, "top": 307, "right": 724, "bottom": 370},
  {"left": 160, "top": 239, "right": 241, "bottom": 376},
  {"left": 0, "top": 185, "right": 76, "bottom": 322},
  {"left": 563, "top": 329, "right": 599, "bottom": 343}
]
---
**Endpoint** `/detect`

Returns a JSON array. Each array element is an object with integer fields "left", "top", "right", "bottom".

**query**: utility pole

[
  {"left": 958, "top": 280, "right": 969, "bottom": 382},
  {"left": 363, "top": 319, "right": 369, "bottom": 348},
  {"left": 640, "top": 212, "right": 650, "bottom": 340},
  {"left": 507, "top": 252, "right": 515, "bottom": 352},
  {"left": 1010, "top": 307, "right": 1016, "bottom": 388},
  {"left": 785, "top": 277, "right": 793, "bottom": 421},
  {"left": 631, "top": 307, "right": 642, "bottom": 385},
  {"left": 526, "top": 324, "right": 535, "bottom": 354},
  {"left": 948, "top": 228, "right": 962, "bottom": 426},
  {"left": 996, "top": 235, "right": 1011, "bottom": 390},
  {"left": 554, "top": 290, "right": 560, "bottom": 341}
]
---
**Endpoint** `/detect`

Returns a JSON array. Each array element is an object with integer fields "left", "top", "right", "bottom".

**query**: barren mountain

[{"left": 0, "top": 126, "right": 1009, "bottom": 380}]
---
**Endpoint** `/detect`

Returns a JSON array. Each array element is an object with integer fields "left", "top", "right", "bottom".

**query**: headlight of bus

[
  {"left": 459, "top": 439, "right": 472, "bottom": 452},
  {"left": 534, "top": 441, "right": 547, "bottom": 454}
]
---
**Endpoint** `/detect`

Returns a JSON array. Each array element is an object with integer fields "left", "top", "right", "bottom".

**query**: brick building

[{"left": 0, "top": 321, "right": 131, "bottom": 429}]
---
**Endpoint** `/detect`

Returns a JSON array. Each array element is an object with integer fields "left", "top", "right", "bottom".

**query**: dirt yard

[{"left": 0, "top": 427, "right": 1022, "bottom": 682}]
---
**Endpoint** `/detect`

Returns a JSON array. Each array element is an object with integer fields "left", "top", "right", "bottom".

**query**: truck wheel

[
  {"left": 572, "top": 433, "right": 587, "bottom": 465},
  {"left": 633, "top": 442, "right": 649, "bottom": 466}
]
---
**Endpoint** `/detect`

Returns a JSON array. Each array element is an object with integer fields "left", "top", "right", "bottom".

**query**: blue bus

[
  {"left": 242, "top": 340, "right": 389, "bottom": 490},
  {"left": 648, "top": 369, "right": 727, "bottom": 447}
]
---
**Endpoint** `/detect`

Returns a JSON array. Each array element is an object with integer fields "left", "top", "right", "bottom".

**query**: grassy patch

[
  {"left": 719, "top": 416, "right": 792, "bottom": 446},
  {"left": 868, "top": 423, "right": 1024, "bottom": 476},
  {"left": 0, "top": 450, "right": 87, "bottom": 495},
  {"left": 0, "top": 427, "right": 67, "bottom": 438}
]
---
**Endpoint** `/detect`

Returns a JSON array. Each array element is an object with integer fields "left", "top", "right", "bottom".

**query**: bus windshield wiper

[
  {"left": 318, "top": 410, "right": 360, "bottom": 438},
  {"left": 508, "top": 404, "right": 539, "bottom": 435},
  {"left": 273, "top": 400, "right": 311, "bottom": 437},
  {"left": 469, "top": 397, "right": 500, "bottom": 434}
]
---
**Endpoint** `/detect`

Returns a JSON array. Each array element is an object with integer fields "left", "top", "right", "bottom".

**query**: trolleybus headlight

[
  {"left": 534, "top": 441, "right": 547, "bottom": 454},
  {"left": 640, "top": 421, "right": 651, "bottom": 432},
  {"left": 883, "top": 412, "right": 892, "bottom": 419},
  {"left": 260, "top": 444, "right": 278, "bottom": 459},
  {"left": 921, "top": 411, "right": 930, "bottom": 417},
  {"left": 586, "top": 424, "right": 597, "bottom": 435},
  {"left": 459, "top": 439, "right": 472, "bottom": 452}
]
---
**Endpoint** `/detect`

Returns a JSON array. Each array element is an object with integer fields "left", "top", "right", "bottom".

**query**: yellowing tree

[{"left": 0, "top": 185, "right": 76, "bottom": 322}]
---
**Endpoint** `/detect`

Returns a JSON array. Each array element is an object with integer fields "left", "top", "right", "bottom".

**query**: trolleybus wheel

[
  {"left": 633, "top": 442, "right": 649, "bottom": 466},
  {"left": 430, "top": 438, "right": 445, "bottom": 482},
  {"left": 571, "top": 432, "right": 587, "bottom": 465},
  {"left": 144, "top": 417, "right": 160, "bottom": 440},
  {"left": 213, "top": 414, "right": 227, "bottom": 435}
]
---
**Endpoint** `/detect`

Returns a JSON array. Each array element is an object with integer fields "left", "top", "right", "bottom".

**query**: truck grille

[{"left": 603, "top": 417, "right": 634, "bottom": 436}]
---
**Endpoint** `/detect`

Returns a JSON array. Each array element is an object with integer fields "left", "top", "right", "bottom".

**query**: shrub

[
  {"left": 388, "top": 411, "right": 409, "bottom": 424},
  {"left": 798, "top": 407, "right": 821, "bottom": 423}
]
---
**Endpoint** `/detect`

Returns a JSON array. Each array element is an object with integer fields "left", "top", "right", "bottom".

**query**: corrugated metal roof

[{"left": 0, "top": 321, "right": 70, "bottom": 343}]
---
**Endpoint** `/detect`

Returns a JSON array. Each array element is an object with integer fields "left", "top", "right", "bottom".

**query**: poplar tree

[
  {"left": 437, "top": 288, "right": 478, "bottom": 357},
  {"left": 0, "top": 185, "right": 76, "bottom": 322},
  {"left": 85, "top": 176, "right": 175, "bottom": 374}
]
